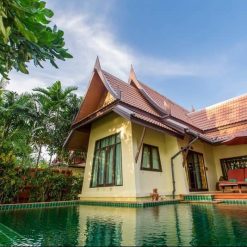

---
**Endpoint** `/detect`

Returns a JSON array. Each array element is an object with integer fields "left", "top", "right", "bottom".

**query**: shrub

[{"left": 0, "top": 166, "right": 83, "bottom": 204}]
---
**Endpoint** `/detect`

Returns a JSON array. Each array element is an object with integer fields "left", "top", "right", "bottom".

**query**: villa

[{"left": 64, "top": 57, "right": 247, "bottom": 201}]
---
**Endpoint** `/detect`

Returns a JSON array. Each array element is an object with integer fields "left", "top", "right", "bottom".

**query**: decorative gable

[{"left": 73, "top": 58, "right": 118, "bottom": 126}]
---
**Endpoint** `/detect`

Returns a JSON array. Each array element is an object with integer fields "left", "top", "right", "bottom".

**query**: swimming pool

[{"left": 0, "top": 203, "right": 246, "bottom": 246}]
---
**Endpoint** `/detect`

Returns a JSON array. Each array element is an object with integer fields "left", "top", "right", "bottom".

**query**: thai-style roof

[
  {"left": 64, "top": 57, "right": 247, "bottom": 149},
  {"left": 188, "top": 94, "right": 247, "bottom": 130}
]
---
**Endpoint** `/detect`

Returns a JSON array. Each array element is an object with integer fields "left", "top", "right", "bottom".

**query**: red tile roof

[
  {"left": 138, "top": 81, "right": 196, "bottom": 126},
  {"left": 205, "top": 122, "right": 247, "bottom": 140},
  {"left": 73, "top": 64, "right": 247, "bottom": 144},
  {"left": 103, "top": 70, "right": 247, "bottom": 142},
  {"left": 103, "top": 70, "right": 160, "bottom": 117},
  {"left": 188, "top": 94, "right": 247, "bottom": 130},
  {"left": 132, "top": 112, "right": 180, "bottom": 135}
]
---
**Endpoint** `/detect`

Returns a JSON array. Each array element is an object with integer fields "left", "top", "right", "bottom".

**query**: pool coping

[
  {"left": 79, "top": 199, "right": 181, "bottom": 208},
  {"left": 0, "top": 198, "right": 247, "bottom": 211},
  {"left": 0, "top": 199, "right": 180, "bottom": 211},
  {"left": 0, "top": 200, "right": 79, "bottom": 211}
]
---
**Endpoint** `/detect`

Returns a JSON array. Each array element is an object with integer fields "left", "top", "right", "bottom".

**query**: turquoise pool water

[{"left": 0, "top": 203, "right": 246, "bottom": 246}]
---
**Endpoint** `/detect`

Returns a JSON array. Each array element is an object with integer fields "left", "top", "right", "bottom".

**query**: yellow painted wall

[
  {"left": 213, "top": 144, "right": 247, "bottom": 179},
  {"left": 80, "top": 112, "right": 137, "bottom": 200},
  {"left": 80, "top": 112, "right": 247, "bottom": 199},
  {"left": 132, "top": 123, "right": 189, "bottom": 197}
]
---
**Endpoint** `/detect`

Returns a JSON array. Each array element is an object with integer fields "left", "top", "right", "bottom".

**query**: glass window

[
  {"left": 142, "top": 145, "right": 151, "bottom": 169},
  {"left": 90, "top": 133, "right": 123, "bottom": 187},
  {"left": 152, "top": 148, "right": 160, "bottom": 170},
  {"left": 220, "top": 156, "right": 247, "bottom": 179},
  {"left": 141, "top": 144, "right": 162, "bottom": 172},
  {"left": 115, "top": 143, "right": 122, "bottom": 185}
]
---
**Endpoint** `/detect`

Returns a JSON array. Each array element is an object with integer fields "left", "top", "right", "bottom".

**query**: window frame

[
  {"left": 186, "top": 150, "right": 208, "bottom": 192},
  {"left": 90, "top": 133, "right": 123, "bottom": 188},
  {"left": 220, "top": 155, "right": 247, "bottom": 179},
  {"left": 140, "top": 144, "right": 162, "bottom": 172}
]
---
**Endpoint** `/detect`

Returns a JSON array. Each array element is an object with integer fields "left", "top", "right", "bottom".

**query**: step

[{"left": 181, "top": 200, "right": 223, "bottom": 204}]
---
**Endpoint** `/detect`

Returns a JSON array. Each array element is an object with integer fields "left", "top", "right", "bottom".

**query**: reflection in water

[
  {"left": 85, "top": 218, "right": 122, "bottom": 246},
  {"left": 0, "top": 204, "right": 247, "bottom": 246}
]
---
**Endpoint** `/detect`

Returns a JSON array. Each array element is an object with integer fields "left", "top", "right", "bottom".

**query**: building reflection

[{"left": 78, "top": 203, "right": 247, "bottom": 246}]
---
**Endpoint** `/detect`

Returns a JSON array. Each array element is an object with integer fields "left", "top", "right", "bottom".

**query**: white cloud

[
  {"left": 7, "top": 0, "right": 227, "bottom": 95},
  {"left": 6, "top": 72, "right": 46, "bottom": 93}
]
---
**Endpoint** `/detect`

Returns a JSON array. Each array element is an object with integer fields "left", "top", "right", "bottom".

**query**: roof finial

[
  {"left": 94, "top": 56, "right": 101, "bottom": 70},
  {"left": 191, "top": 105, "right": 195, "bottom": 112},
  {"left": 128, "top": 64, "right": 138, "bottom": 84}
]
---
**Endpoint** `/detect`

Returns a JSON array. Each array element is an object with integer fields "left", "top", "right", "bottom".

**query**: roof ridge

[
  {"left": 138, "top": 80, "right": 190, "bottom": 113},
  {"left": 102, "top": 69, "right": 189, "bottom": 114},
  {"left": 189, "top": 92, "right": 247, "bottom": 115}
]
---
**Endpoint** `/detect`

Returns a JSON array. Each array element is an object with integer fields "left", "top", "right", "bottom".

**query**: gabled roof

[
  {"left": 188, "top": 94, "right": 247, "bottom": 131},
  {"left": 102, "top": 70, "right": 160, "bottom": 117},
  {"left": 65, "top": 57, "right": 247, "bottom": 149},
  {"left": 137, "top": 80, "right": 196, "bottom": 127}
]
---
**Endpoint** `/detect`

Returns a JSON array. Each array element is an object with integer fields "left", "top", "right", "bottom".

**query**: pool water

[{"left": 0, "top": 203, "right": 246, "bottom": 246}]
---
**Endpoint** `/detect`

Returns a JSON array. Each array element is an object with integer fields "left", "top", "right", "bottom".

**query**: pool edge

[{"left": 1, "top": 199, "right": 247, "bottom": 211}]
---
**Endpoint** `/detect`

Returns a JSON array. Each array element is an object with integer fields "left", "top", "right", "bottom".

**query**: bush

[{"left": 0, "top": 166, "right": 83, "bottom": 204}]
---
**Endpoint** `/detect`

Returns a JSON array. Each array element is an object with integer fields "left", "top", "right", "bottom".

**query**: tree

[
  {"left": 0, "top": 82, "right": 81, "bottom": 168},
  {"left": 0, "top": 90, "right": 35, "bottom": 165},
  {"left": 0, "top": 0, "right": 72, "bottom": 78},
  {"left": 33, "top": 81, "right": 80, "bottom": 165}
]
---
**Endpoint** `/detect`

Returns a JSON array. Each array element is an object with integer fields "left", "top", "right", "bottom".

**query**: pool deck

[
  {"left": 181, "top": 191, "right": 247, "bottom": 204},
  {"left": 186, "top": 191, "right": 247, "bottom": 199},
  {"left": 1, "top": 193, "right": 247, "bottom": 211},
  {"left": 79, "top": 199, "right": 181, "bottom": 208}
]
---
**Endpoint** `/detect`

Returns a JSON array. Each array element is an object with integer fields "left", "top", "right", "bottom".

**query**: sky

[{"left": 6, "top": 0, "right": 247, "bottom": 110}]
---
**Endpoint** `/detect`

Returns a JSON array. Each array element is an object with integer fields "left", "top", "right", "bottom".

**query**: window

[
  {"left": 141, "top": 144, "right": 162, "bottom": 171},
  {"left": 91, "top": 133, "right": 122, "bottom": 187},
  {"left": 220, "top": 156, "right": 247, "bottom": 179}
]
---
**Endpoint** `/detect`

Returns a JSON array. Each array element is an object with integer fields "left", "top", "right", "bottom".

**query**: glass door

[{"left": 186, "top": 151, "right": 208, "bottom": 191}]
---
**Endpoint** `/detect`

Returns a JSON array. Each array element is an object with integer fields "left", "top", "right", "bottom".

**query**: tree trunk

[
  {"left": 36, "top": 145, "right": 42, "bottom": 168},
  {"left": 49, "top": 153, "right": 53, "bottom": 166}
]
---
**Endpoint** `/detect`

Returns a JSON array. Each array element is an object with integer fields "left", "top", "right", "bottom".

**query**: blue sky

[{"left": 7, "top": 0, "right": 247, "bottom": 110}]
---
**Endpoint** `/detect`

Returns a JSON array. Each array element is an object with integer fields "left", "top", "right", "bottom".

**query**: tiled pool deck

[
  {"left": 0, "top": 200, "right": 79, "bottom": 211},
  {"left": 0, "top": 197, "right": 247, "bottom": 211},
  {"left": 79, "top": 199, "right": 180, "bottom": 208},
  {"left": 0, "top": 199, "right": 180, "bottom": 211}
]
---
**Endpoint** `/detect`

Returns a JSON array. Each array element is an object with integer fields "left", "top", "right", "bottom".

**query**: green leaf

[
  {"left": 43, "top": 8, "right": 54, "bottom": 18},
  {"left": 18, "top": 62, "right": 29, "bottom": 74},
  {"left": 0, "top": 0, "right": 72, "bottom": 78},
  {"left": 0, "top": 17, "right": 6, "bottom": 37},
  {"left": 61, "top": 50, "right": 73, "bottom": 59},
  {"left": 14, "top": 17, "right": 38, "bottom": 43},
  {"left": 3, "top": 26, "right": 11, "bottom": 43},
  {"left": 50, "top": 59, "right": 58, "bottom": 69},
  {"left": 39, "top": 1, "right": 47, "bottom": 9}
]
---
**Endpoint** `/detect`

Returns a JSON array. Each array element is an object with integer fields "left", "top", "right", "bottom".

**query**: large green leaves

[{"left": 0, "top": 0, "right": 72, "bottom": 78}]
